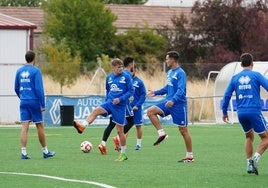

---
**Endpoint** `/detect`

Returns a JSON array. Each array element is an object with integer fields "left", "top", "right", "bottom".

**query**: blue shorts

[
  {"left": 155, "top": 102, "right": 188, "bottom": 126},
  {"left": 238, "top": 111, "right": 268, "bottom": 134},
  {"left": 126, "top": 102, "right": 134, "bottom": 117},
  {"left": 100, "top": 101, "right": 126, "bottom": 126},
  {"left": 20, "top": 99, "right": 43, "bottom": 123},
  {"left": 133, "top": 108, "right": 143, "bottom": 126}
]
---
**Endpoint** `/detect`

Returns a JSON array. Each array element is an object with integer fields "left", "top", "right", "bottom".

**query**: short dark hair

[
  {"left": 123, "top": 57, "right": 134, "bottom": 67},
  {"left": 240, "top": 53, "right": 253, "bottom": 67},
  {"left": 167, "top": 51, "right": 180, "bottom": 61},
  {"left": 25, "top": 50, "right": 35, "bottom": 63}
]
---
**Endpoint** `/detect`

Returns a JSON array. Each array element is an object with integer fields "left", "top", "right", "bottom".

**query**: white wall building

[{"left": 0, "top": 13, "right": 36, "bottom": 123}]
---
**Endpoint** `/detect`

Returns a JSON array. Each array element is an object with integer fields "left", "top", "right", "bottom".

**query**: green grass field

[{"left": 0, "top": 124, "right": 267, "bottom": 188}]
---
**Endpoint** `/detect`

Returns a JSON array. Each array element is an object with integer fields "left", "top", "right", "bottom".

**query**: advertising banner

[{"left": 45, "top": 95, "right": 172, "bottom": 126}]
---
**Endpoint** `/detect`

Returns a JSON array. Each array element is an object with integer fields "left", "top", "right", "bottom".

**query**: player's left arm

[
  {"left": 135, "top": 80, "right": 147, "bottom": 107},
  {"left": 35, "top": 70, "right": 45, "bottom": 109},
  {"left": 172, "top": 72, "right": 186, "bottom": 103}
]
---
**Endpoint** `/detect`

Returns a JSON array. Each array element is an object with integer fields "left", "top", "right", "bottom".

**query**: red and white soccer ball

[{"left": 80, "top": 141, "right": 93, "bottom": 153}]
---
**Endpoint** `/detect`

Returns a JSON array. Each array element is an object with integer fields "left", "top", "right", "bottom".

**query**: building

[
  {"left": 0, "top": 5, "right": 192, "bottom": 48},
  {"left": 0, "top": 13, "right": 37, "bottom": 123}
]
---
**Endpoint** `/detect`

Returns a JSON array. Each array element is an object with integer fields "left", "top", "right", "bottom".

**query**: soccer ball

[{"left": 80, "top": 141, "right": 93, "bottom": 153}]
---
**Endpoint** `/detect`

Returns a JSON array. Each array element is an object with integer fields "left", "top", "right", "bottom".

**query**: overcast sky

[
  {"left": 144, "top": 0, "right": 259, "bottom": 7},
  {"left": 145, "top": 0, "right": 202, "bottom": 6}
]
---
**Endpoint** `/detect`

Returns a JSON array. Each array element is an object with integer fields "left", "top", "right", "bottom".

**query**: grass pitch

[{"left": 0, "top": 124, "right": 267, "bottom": 188}]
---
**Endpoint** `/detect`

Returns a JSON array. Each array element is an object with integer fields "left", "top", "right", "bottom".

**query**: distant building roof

[
  {"left": 0, "top": 5, "right": 191, "bottom": 33},
  {"left": 0, "top": 13, "right": 36, "bottom": 30},
  {"left": 107, "top": 4, "right": 191, "bottom": 30},
  {"left": 0, "top": 7, "right": 42, "bottom": 32}
]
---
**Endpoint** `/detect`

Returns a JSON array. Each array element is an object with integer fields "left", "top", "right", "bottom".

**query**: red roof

[
  {"left": 0, "top": 13, "right": 36, "bottom": 30},
  {"left": 107, "top": 4, "right": 192, "bottom": 29},
  {"left": 0, "top": 7, "right": 42, "bottom": 32},
  {"left": 0, "top": 5, "right": 191, "bottom": 32}
]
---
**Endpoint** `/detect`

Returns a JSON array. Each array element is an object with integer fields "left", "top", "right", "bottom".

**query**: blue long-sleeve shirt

[
  {"left": 14, "top": 64, "right": 45, "bottom": 108},
  {"left": 222, "top": 69, "right": 268, "bottom": 115},
  {"left": 131, "top": 76, "right": 146, "bottom": 108},
  {"left": 105, "top": 71, "right": 134, "bottom": 106},
  {"left": 154, "top": 67, "right": 187, "bottom": 104}
]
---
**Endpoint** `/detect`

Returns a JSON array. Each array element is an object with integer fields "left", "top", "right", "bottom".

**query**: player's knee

[{"left": 147, "top": 108, "right": 154, "bottom": 117}]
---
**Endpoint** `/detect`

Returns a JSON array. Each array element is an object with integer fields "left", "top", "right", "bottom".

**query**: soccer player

[
  {"left": 73, "top": 58, "right": 134, "bottom": 162},
  {"left": 131, "top": 65, "right": 146, "bottom": 150},
  {"left": 98, "top": 57, "right": 135, "bottom": 155},
  {"left": 222, "top": 53, "right": 268, "bottom": 175},
  {"left": 14, "top": 50, "right": 55, "bottom": 159},
  {"left": 146, "top": 51, "right": 194, "bottom": 162}
]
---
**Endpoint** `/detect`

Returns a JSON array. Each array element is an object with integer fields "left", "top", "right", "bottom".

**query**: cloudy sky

[
  {"left": 144, "top": 0, "right": 258, "bottom": 7},
  {"left": 145, "top": 0, "right": 202, "bottom": 6}
]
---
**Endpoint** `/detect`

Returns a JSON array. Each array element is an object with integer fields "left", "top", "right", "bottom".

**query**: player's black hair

[
  {"left": 167, "top": 51, "right": 180, "bottom": 62},
  {"left": 123, "top": 57, "right": 134, "bottom": 67},
  {"left": 240, "top": 53, "right": 253, "bottom": 67},
  {"left": 25, "top": 50, "right": 35, "bottom": 63}
]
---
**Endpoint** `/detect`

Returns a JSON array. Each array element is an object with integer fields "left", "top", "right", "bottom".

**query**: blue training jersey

[
  {"left": 222, "top": 69, "right": 268, "bottom": 115},
  {"left": 14, "top": 64, "right": 45, "bottom": 108},
  {"left": 131, "top": 76, "right": 146, "bottom": 108},
  {"left": 154, "top": 67, "right": 187, "bottom": 104},
  {"left": 105, "top": 71, "right": 134, "bottom": 106}
]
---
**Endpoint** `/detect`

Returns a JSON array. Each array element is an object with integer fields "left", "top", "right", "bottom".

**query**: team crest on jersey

[
  {"left": 119, "top": 76, "right": 126, "bottom": 83},
  {"left": 110, "top": 84, "right": 121, "bottom": 91}
]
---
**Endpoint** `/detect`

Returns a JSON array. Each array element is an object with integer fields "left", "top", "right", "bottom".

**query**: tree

[
  {"left": 41, "top": 40, "right": 81, "bottom": 94},
  {"left": 0, "top": 0, "right": 44, "bottom": 6},
  {"left": 114, "top": 27, "right": 167, "bottom": 75},
  {"left": 191, "top": 0, "right": 268, "bottom": 59},
  {"left": 157, "top": 14, "right": 208, "bottom": 78},
  {"left": 42, "top": 0, "right": 117, "bottom": 70}
]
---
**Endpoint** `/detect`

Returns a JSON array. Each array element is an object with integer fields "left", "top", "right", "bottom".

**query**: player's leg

[
  {"left": 20, "top": 121, "right": 30, "bottom": 159},
  {"left": 98, "top": 117, "right": 115, "bottom": 155},
  {"left": 172, "top": 106, "right": 194, "bottom": 162},
  {"left": 31, "top": 102, "right": 55, "bottom": 159},
  {"left": 113, "top": 116, "right": 133, "bottom": 151},
  {"left": 112, "top": 106, "right": 128, "bottom": 161},
  {"left": 123, "top": 116, "right": 134, "bottom": 134},
  {"left": 74, "top": 106, "right": 107, "bottom": 134},
  {"left": 115, "top": 124, "right": 128, "bottom": 162},
  {"left": 251, "top": 115, "right": 268, "bottom": 175},
  {"left": 103, "top": 117, "right": 116, "bottom": 142},
  {"left": 238, "top": 112, "right": 261, "bottom": 175},
  {"left": 19, "top": 101, "right": 31, "bottom": 159},
  {"left": 35, "top": 122, "right": 55, "bottom": 158},
  {"left": 135, "top": 125, "right": 142, "bottom": 150},
  {"left": 147, "top": 103, "right": 168, "bottom": 146},
  {"left": 177, "top": 126, "right": 194, "bottom": 162},
  {"left": 134, "top": 109, "right": 143, "bottom": 150}
]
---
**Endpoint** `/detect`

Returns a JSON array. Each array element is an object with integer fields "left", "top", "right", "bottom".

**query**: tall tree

[
  {"left": 114, "top": 27, "right": 167, "bottom": 75},
  {"left": 0, "top": 0, "right": 44, "bottom": 6},
  {"left": 191, "top": 0, "right": 268, "bottom": 57},
  {"left": 42, "top": 0, "right": 117, "bottom": 70},
  {"left": 41, "top": 40, "right": 81, "bottom": 94},
  {"left": 157, "top": 14, "right": 206, "bottom": 78}
]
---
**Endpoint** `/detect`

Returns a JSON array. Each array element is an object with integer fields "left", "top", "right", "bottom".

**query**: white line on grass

[{"left": 0, "top": 172, "right": 116, "bottom": 188}]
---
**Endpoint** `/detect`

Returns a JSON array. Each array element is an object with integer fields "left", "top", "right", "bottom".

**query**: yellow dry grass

[{"left": 43, "top": 70, "right": 215, "bottom": 122}]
